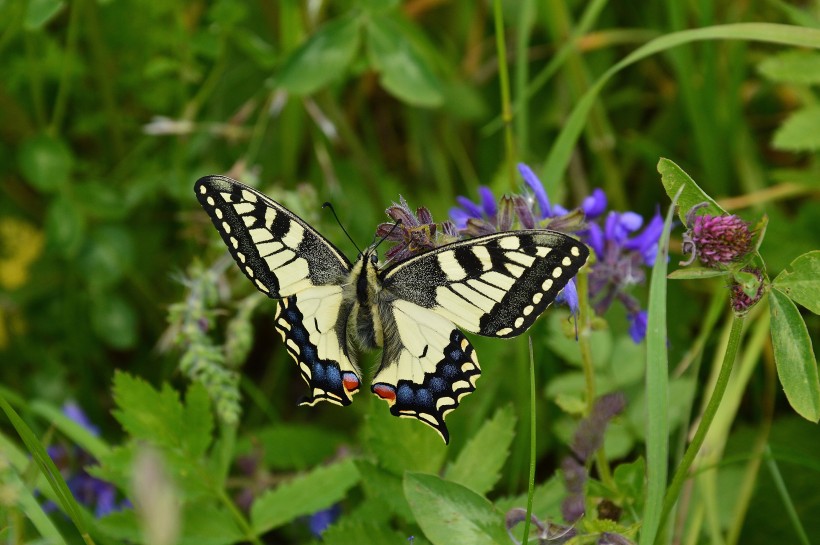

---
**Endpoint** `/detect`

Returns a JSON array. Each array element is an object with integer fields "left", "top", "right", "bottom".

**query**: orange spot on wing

[
  {"left": 372, "top": 384, "right": 396, "bottom": 403},
  {"left": 343, "top": 372, "right": 360, "bottom": 392}
]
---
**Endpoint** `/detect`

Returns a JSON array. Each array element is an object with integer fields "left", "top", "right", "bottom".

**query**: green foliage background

[{"left": 1, "top": 1, "right": 819, "bottom": 544}]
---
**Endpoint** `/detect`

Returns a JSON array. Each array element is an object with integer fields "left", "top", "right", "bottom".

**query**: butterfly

[{"left": 195, "top": 175, "right": 589, "bottom": 443}]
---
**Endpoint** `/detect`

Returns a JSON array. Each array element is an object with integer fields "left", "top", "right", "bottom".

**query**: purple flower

[
  {"left": 377, "top": 196, "right": 458, "bottom": 262},
  {"left": 44, "top": 402, "right": 128, "bottom": 518},
  {"left": 518, "top": 163, "right": 553, "bottom": 219},
  {"left": 450, "top": 186, "right": 498, "bottom": 229},
  {"left": 308, "top": 504, "right": 341, "bottom": 537},
  {"left": 730, "top": 267, "right": 765, "bottom": 315},
  {"left": 555, "top": 279, "right": 580, "bottom": 317},
  {"left": 627, "top": 311, "right": 648, "bottom": 344}
]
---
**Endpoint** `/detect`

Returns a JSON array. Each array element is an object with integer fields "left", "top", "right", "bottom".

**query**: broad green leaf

[
  {"left": 668, "top": 267, "right": 730, "bottom": 280},
  {"left": 18, "top": 133, "right": 73, "bottom": 191},
  {"left": 365, "top": 14, "right": 444, "bottom": 107},
  {"left": 445, "top": 405, "right": 515, "bottom": 495},
  {"left": 356, "top": 460, "right": 414, "bottom": 522},
  {"left": 758, "top": 50, "right": 820, "bottom": 84},
  {"left": 274, "top": 14, "right": 361, "bottom": 95},
  {"left": 322, "top": 518, "right": 408, "bottom": 545},
  {"left": 251, "top": 459, "right": 359, "bottom": 534},
  {"left": 364, "top": 403, "right": 447, "bottom": 475},
  {"left": 769, "top": 289, "right": 820, "bottom": 422},
  {"left": 98, "top": 503, "right": 244, "bottom": 545},
  {"left": 773, "top": 251, "right": 820, "bottom": 314},
  {"left": 773, "top": 107, "right": 820, "bottom": 151},
  {"left": 404, "top": 472, "right": 508, "bottom": 545},
  {"left": 24, "top": 0, "right": 65, "bottom": 30},
  {"left": 613, "top": 457, "right": 646, "bottom": 510},
  {"left": 657, "top": 158, "right": 725, "bottom": 224}
]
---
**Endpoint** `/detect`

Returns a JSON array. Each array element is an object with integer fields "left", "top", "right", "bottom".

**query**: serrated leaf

[
  {"left": 769, "top": 289, "right": 820, "bottom": 422},
  {"left": 758, "top": 50, "right": 820, "bottom": 85},
  {"left": 364, "top": 403, "right": 447, "bottom": 475},
  {"left": 667, "top": 267, "right": 729, "bottom": 280},
  {"left": 445, "top": 405, "right": 515, "bottom": 495},
  {"left": 404, "top": 473, "right": 508, "bottom": 545},
  {"left": 365, "top": 14, "right": 443, "bottom": 107},
  {"left": 773, "top": 251, "right": 820, "bottom": 314},
  {"left": 250, "top": 459, "right": 359, "bottom": 534},
  {"left": 274, "top": 14, "right": 361, "bottom": 95},
  {"left": 322, "top": 518, "right": 408, "bottom": 545},
  {"left": 182, "top": 382, "right": 214, "bottom": 459},
  {"left": 657, "top": 158, "right": 726, "bottom": 224},
  {"left": 112, "top": 372, "right": 184, "bottom": 447},
  {"left": 773, "top": 107, "right": 820, "bottom": 151}
]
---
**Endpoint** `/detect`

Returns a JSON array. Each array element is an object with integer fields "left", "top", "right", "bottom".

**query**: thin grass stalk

[{"left": 492, "top": 0, "right": 517, "bottom": 189}]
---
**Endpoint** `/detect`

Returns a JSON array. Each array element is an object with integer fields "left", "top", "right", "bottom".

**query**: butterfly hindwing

[
  {"left": 195, "top": 175, "right": 351, "bottom": 298},
  {"left": 372, "top": 300, "right": 480, "bottom": 443},
  {"left": 275, "top": 285, "right": 361, "bottom": 406},
  {"left": 380, "top": 231, "right": 589, "bottom": 338}
]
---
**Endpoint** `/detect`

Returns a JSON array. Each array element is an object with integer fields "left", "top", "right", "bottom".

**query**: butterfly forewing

[
  {"left": 380, "top": 231, "right": 589, "bottom": 338},
  {"left": 195, "top": 175, "right": 351, "bottom": 298}
]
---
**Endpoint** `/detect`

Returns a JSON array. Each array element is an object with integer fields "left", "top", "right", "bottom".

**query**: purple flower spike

[
  {"left": 63, "top": 401, "right": 100, "bottom": 436},
  {"left": 308, "top": 504, "right": 341, "bottom": 537},
  {"left": 555, "top": 279, "right": 580, "bottom": 317},
  {"left": 624, "top": 209, "right": 664, "bottom": 266},
  {"left": 517, "top": 163, "right": 552, "bottom": 219},
  {"left": 456, "top": 195, "right": 484, "bottom": 219},
  {"left": 449, "top": 207, "right": 471, "bottom": 230},
  {"left": 478, "top": 186, "right": 497, "bottom": 217}
]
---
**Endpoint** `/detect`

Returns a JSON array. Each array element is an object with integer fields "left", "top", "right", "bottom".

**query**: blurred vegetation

[{"left": 1, "top": 1, "right": 819, "bottom": 544}]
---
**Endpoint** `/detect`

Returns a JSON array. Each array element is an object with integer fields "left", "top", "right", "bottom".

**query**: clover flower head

[
  {"left": 730, "top": 267, "right": 765, "bottom": 315},
  {"left": 377, "top": 196, "right": 441, "bottom": 262},
  {"left": 681, "top": 204, "right": 753, "bottom": 268}
]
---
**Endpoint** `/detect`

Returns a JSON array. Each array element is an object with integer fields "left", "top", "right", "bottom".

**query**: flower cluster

[
  {"left": 46, "top": 402, "right": 128, "bottom": 518},
  {"left": 681, "top": 204, "right": 753, "bottom": 268},
  {"left": 449, "top": 164, "right": 663, "bottom": 342}
]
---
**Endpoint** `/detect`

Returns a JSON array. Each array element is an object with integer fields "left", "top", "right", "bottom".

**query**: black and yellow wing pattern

[{"left": 195, "top": 175, "right": 589, "bottom": 443}]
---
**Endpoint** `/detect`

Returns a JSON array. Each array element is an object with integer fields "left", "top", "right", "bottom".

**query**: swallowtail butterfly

[{"left": 195, "top": 175, "right": 589, "bottom": 443}]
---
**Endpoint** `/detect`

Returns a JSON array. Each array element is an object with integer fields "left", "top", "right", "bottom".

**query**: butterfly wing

[
  {"left": 380, "top": 231, "right": 589, "bottom": 338},
  {"left": 195, "top": 175, "right": 361, "bottom": 405},
  {"left": 371, "top": 300, "right": 480, "bottom": 444},
  {"left": 371, "top": 230, "right": 588, "bottom": 442}
]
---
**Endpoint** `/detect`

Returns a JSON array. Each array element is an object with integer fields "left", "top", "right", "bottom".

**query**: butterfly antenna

[
  {"left": 373, "top": 219, "right": 402, "bottom": 251},
  {"left": 322, "top": 202, "right": 362, "bottom": 255}
]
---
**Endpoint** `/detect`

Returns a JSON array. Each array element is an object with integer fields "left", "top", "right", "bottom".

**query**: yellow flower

[{"left": 0, "top": 217, "right": 44, "bottom": 290}]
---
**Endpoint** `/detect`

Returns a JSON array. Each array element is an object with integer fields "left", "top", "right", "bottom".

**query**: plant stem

[
  {"left": 657, "top": 313, "right": 745, "bottom": 541},
  {"left": 218, "top": 489, "right": 264, "bottom": 545},
  {"left": 492, "top": 0, "right": 517, "bottom": 189},
  {"left": 520, "top": 338, "right": 537, "bottom": 544}
]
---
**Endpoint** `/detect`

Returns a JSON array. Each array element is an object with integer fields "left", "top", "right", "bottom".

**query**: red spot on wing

[
  {"left": 372, "top": 384, "right": 396, "bottom": 403},
  {"left": 342, "top": 372, "right": 360, "bottom": 393}
]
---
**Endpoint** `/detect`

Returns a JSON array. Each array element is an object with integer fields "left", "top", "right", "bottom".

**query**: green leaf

[
  {"left": 667, "top": 267, "right": 730, "bottom": 280},
  {"left": 91, "top": 294, "right": 138, "bottom": 349},
  {"left": 18, "top": 134, "right": 73, "bottom": 191},
  {"left": 45, "top": 195, "right": 85, "bottom": 257},
  {"left": 24, "top": 0, "right": 65, "bottom": 30},
  {"left": 657, "top": 158, "right": 726, "bottom": 224},
  {"left": 773, "top": 251, "right": 820, "bottom": 314},
  {"left": 274, "top": 14, "right": 362, "bottom": 95},
  {"left": 365, "top": 14, "right": 444, "bottom": 107},
  {"left": 445, "top": 405, "right": 515, "bottom": 495},
  {"left": 769, "top": 289, "right": 820, "bottom": 422},
  {"left": 322, "top": 518, "right": 408, "bottom": 545},
  {"left": 237, "top": 424, "right": 346, "bottom": 470},
  {"left": 250, "top": 458, "right": 359, "bottom": 534},
  {"left": 773, "top": 107, "right": 820, "bottom": 151},
  {"left": 613, "top": 457, "right": 646, "bottom": 509},
  {"left": 182, "top": 382, "right": 214, "bottom": 459},
  {"left": 111, "top": 372, "right": 212, "bottom": 457},
  {"left": 0, "top": 391, "right": 90, "bottom": 538},
  {"left": 7, "top": 467, "right": 68, "bottom": 545},
  {"left": 494, "top": 476, "right": 565, "bottom": 519},
  {"left": 356, "top": 460, "right": 414, "bottom": 522},
  {"left": 758, "top": 50, "right": 820, "bottom": 84},
  {"left": 404, "top": 472, "right": 508, "bottom": 545},
  {"left": 364, "top": 402, "right": 447, "bottom": 475}
]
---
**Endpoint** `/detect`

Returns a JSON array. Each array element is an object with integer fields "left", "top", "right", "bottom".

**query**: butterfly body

[{"left": 195, "top": 175, "right": 589, "bottom": 443}]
